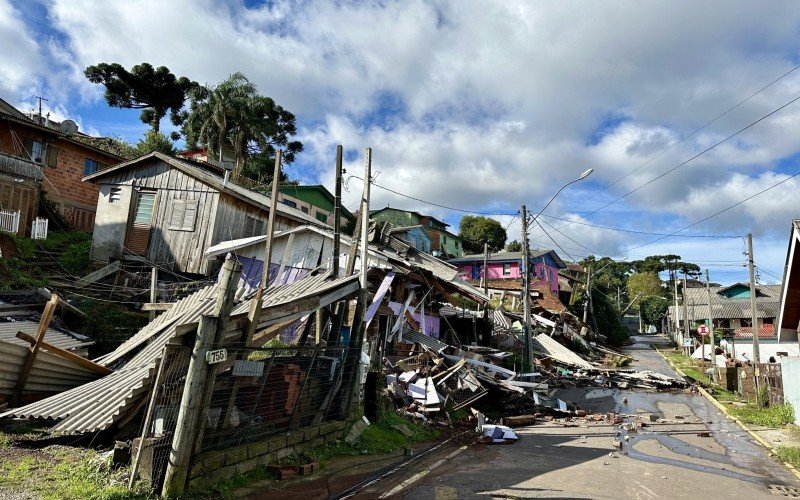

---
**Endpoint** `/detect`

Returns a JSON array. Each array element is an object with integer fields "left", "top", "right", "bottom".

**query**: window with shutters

[
  {"left": 167, "top": 198, "right": 198, "bottom": 231},
  {"left": 46, "top": 145, "right": 58, "bottom": 167},
  {"left": 244, "top": 215, "right": 264, "bottom": 237}
]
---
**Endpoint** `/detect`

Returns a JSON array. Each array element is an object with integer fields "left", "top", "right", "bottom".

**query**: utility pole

[
  {"left": 332, "top": 145, "right": 343, "bottom": 277},
  {"left": 483, "top": 241, "right": 489, "bottom": 297},
  {"left": 35, "top": 96, "right": 48, "bottom": 123},
  {"left": 673, "top": 268, "right": 680, "bottom": 344},
  {"left": 245, "top": 150, "right": 282, "bottom": 342},
  {"left": 521, "top": 205, "right": 533, "bottom": 372},
  {"left": 683, "top": 270, "right": 690, "bottom": 345},
  {"left": 359, "top": 148, "right": 371, "bottom": 290},
  {"left": 747, "top": 233, "right": 761, "bottom": 364},
  {"left": 706, "top": 269, "right": 715, "bottom": 364},
  {"left": 582, "top": 265, "right": 591, "bottom": 326}
]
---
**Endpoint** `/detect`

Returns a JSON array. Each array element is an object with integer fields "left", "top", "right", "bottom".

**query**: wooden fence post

[{"left": 161, "top": 259, "right": 241, "bottom": 498}]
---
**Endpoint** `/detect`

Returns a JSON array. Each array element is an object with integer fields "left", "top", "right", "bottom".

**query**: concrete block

[
  {"left": 275, "top": 445, "right": 295, "bottom": 461},
  {"left": 344, "top": 420, "right": 368, "bottom": 445},
  {"left": 225, "top": 446, "right": 248, "bottom": 466},
  {"left": 304, "top": 426, "right": 320, "bottom": 440},
  {"left": 248, "top": 441, "right": 270, "bottom": 459},
  {"left": 287, "top": 432, "right": 305, "bottom": 445},
  {"left": 267, "top": 434, "right": 288, "bottom": 451},
  {"left": 237, "top": 457, "right": 262, "bottom": 475}
]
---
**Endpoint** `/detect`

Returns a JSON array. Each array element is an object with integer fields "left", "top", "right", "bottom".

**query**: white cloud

[{"left": 3, "top": 0, "right": 800, "bottom": 277}]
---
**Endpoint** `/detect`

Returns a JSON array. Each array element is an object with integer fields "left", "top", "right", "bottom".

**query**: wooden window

[
  {"left": 109, "top": 187, "right": 122, "bottom": 203},
  {"left": 46, "top": 145, "right": 58, "bottom": 167},
  {"left": 168, "top": 198, "right": 198, "bottom": 231}
]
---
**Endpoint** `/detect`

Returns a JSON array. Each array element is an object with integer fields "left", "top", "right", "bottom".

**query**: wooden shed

[{"left": 83, "top": 152, "right": 327, "bottom": 275}]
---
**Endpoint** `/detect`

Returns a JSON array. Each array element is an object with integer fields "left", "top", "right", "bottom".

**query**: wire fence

[
  {"left": 197, "top": 344, "right": 356, "bottom": 454},
  {"left": 135, "top": 343, "right": 357, "bottom": 490}
]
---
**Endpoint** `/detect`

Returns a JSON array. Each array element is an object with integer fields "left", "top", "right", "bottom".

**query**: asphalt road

[{"left": 398, "top": 334, "right": 800, "bottom": 499}]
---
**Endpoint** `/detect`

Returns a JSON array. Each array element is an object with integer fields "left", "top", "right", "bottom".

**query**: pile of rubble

[{"left": 380, "top": 328, "right": 689, "bottom": 437}]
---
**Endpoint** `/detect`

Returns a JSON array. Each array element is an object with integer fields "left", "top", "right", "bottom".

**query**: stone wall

[{"left": 187, "top": 420, "right": 348, "bottom": 488}]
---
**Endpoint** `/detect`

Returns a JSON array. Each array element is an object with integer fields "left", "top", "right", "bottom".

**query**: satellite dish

[{"left": 59, "top": 119, "right": 78, "bottom": 135}]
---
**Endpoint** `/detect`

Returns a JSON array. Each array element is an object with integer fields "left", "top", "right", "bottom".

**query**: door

[{"left": 125, "top": 191, "right": 156, "bottom": 255}]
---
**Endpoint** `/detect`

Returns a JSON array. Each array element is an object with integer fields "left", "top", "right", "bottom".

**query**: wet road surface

[{"left": 399, "top": 335, "right": 800, "bottom": 499}]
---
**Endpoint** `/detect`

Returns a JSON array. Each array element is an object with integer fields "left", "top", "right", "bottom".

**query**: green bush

[{"left": 59, "top": 240, "right": 92, "bottom": 276}]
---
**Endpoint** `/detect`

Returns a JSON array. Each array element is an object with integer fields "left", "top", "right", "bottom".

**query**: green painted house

[
  {"left": 369, "top": 206, "right": 463, "bottom": 257},
  {"left": 278, "top": 184, "right": 356, "bottom": 233}
]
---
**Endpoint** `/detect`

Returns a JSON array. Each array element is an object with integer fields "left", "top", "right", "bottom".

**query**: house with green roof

[
  {"left": 277, "top": 184, "right": 356, "bottom": 233},
  {"left": 369, "top": 206, "right": 463, "bottom": 257}
]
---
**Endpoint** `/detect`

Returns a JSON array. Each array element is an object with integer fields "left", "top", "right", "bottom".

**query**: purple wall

[{"left": 456, "top": 261, "right": 559, "bottom": 293}]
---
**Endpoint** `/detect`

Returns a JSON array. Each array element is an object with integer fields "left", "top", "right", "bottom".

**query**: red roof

[{"left": 733, "top": 324, "right": 776, "bottom": 339}]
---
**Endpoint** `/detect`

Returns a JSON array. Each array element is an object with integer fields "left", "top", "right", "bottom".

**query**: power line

[
  {"left": 546, "top": 92, "right": 800, "bottom": 238},
  {"left": 572, "top": 61, "right": 800, "bottom": 211},
  {"left": 538, "top": 213, "right": 740, "bottom": 238}
]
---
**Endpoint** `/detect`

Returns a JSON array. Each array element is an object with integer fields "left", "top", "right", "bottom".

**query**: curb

[
  {"left": 379, "top": 445, "right": 467, "bottom": 498},
  {"left": 655, "top": 347, "right": 800, "bottom": 481}
]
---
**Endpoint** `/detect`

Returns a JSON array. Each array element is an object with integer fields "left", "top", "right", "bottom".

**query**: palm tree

[{"left": 182, "top": 73, "right": 302, "bottom": 182}]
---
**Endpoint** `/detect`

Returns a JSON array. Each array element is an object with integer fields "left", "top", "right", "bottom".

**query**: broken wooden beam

[
  {"left": 37, "top": 288, "right": 87, "bottom": 318},
  {"left": 15, "top": 331, "right": 112, "bottom": 375},
  {"left": 141, "top": 302, "right": 174, "bottom": 312},
  {"left": 75, "top": 261, "right": 121, "bottom": 287},
  {"left": 10, "top": 294, "right": 59, "bottom": 407}
]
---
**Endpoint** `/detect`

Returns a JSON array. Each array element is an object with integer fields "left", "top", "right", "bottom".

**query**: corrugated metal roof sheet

[
  {"left": 0, "top": 321, "right": 93, "bottom": 352},
  {"left": 1, "top": 271, "right": 360, "bottom": 434},
  {"left": 531, "top": 333, "right": 593, "bottom": 369},
  {"left": 0, "top": 152, "right": 44, "bottom": 181}
]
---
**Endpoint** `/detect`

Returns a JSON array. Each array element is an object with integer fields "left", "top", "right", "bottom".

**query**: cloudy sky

[{"left": 3, "top": 0, "right": 800, "bottom": 284}]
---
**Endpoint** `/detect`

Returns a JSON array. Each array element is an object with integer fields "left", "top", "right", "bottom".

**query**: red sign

[{"left": 697, "top": 324, "right": 709, "bottom": 335}]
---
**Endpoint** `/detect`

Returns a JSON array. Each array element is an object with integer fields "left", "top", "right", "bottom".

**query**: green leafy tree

[
  {"left": 84, "top": 62, "right": 197, "bottom": 134},
  {"left": 458, "top": 216, "right": 507, "bottom": 253},
  {"left": 640, "top": 296, "right": 670, "bottom": 326},
  {"left": 135, "top": 131, "right": 177, "bottom": 156},
  {"left": 626, "top": 272, "right": 664, "bottom": 309},
  {"left": 181, "top": 72, "right": 302, "bottom": 182},
  {"left": 505, "top": 240, "right": 522, "bottom": 252}
]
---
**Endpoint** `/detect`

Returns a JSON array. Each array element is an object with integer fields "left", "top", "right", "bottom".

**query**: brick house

[{"left": 0, "top": 98, "right": 124, "bottom": 232}]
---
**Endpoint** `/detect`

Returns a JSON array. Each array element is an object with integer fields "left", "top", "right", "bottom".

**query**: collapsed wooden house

[{"left": 83, "top": 152, "right": 327, "bottom": 275}]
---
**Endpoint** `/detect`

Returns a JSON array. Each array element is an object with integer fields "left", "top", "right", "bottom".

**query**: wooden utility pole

[
  {"left": 747, "top": 233, "right": 761, "bottom": 364},
  {"left": 162, "top": 259, "right": 241, "bottom": 497},
  {"left": 332, "top": 145, "right": 343, "bottom": 277},
  {"left": 245, "top": 150, "right": 282, "bottom": 342},
  {"left": 521, "top": 205, "right": 533, "bottom": 372},
  {"left": 11, "top": 294, "right": 59, "bottom": 407},
  {"left": 482, "top": 241, "right": 489, "bottom": 296},
  {"left": 706, "top": 269, "right": 714, "bottom": 362}
]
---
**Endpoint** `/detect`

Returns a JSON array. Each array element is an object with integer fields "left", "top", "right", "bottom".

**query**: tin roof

[
  {"left": 1, "top": 271, "right": 360, "bottom": 434},
  {"left": 0, "top": 321, "right": 93, "bottom": 352}
]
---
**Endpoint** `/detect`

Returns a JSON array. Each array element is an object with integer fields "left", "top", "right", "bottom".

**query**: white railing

[
  {"left": 31, "top": 217, "right": 48, "bottom": 240},
  {"left": 0, "top": 210, "right": 20, "bottom": 234}
]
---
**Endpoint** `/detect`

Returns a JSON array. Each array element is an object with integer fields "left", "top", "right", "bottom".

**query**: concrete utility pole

[
  {"left": 706, "top": 269, "right": 715, "bottom": 362},
  {"left": 483, "top": 241, "right": 489, "bottom": 296},
  {"left": 359, "top": 148, "right": 371, "bottom": 290},
  {"left": 683, "top": 271, "right": 690, "bottom": 344},
  {"left": 673, "top": 268, "right": 680, "bottom": 343},
  {"left": 747, "top": 233, "right": 761, "bottom": 363},
  {"left": 582, "top": 265, "right": 591, "bottom": 326},
  {"left": 245, "top": 150, "right": 283, "bottom": 342},
  {"left": 521, "top": 205, "right": 533, "bottom": 372},
  {"left": 332, "top": 145, "right": 343, "bottom": 277}
]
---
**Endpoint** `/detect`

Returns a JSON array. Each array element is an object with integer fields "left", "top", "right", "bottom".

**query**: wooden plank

[
  {"left": 10, "top": 294, "right": 58, "bottom": 407},
  {"left": 15, "top": 331, "right": 112, "bottom": 375},
  {"left": 75, "top": 261, "right": 121, "bottom": 287},
  {"left": 404, "top": 310, "right": 421, "bottom": 331},
  {"left": 141, "top": 302, "right": 174, "bottom": 312}
]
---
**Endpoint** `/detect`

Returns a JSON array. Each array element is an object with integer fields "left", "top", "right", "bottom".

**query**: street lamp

[
  {"left": 531, "top": 168, "right": 593, "bottom": 224},
  {"left": 521, "top": 167, "right": 594, "bottom": 371}
]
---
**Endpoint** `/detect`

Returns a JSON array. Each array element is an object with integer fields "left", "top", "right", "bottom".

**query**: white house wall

[{"left": 91, "top": 184, "right": 133, "bottom": 262}]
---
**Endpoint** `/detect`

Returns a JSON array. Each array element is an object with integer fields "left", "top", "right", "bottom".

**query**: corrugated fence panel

[{"left": 781, "top": 357, "right": 800, "bottom": 425}]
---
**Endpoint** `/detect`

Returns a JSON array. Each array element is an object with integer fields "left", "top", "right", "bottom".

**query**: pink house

[{"left": 449, "top": 250, "right": 566, "bottom": 294}]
